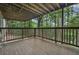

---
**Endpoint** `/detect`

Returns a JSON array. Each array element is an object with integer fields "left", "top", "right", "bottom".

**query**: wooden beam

[
  {"left": 52, "top": 3, "right": 60, "bottom": 9},
  {"left": 13, "top": 3, "right": 40, "bottom": 15},
  {"left": 56, "top": 3, "right": 60, "bottom": 8},
  {"left": 30, "top": 3, "right": 46, "bottom": 14},
  {"left": 38, "top": 4, "right": 50, "bottom": 12},
  {"left": 21, "top": 3, "right": 43, "bottom": 14},
  {"left": 46, "top": 4, "right": 55, "bottom": 11},
  {"left": 51, "top": 3, "right": 59, "bottom": 9}
]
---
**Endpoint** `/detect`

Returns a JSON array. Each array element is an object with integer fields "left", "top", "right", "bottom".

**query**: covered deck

[{"left": 0, "top": 3, "right": 79, "bottom": 55}]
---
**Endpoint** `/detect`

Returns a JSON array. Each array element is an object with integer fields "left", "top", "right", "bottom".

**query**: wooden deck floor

[{"left": 0, "top": 37, "right": 79, "bottom": 55}]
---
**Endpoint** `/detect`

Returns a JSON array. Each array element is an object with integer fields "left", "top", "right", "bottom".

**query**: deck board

[{"left": 0, "top": 37, "right": 79, "bottom": 55}]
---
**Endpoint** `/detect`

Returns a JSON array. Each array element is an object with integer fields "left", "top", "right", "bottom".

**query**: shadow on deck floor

[{"left": 0, "top": 37, "right": 79, "bottom": 55}]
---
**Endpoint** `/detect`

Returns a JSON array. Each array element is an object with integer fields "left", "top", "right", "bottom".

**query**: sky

[{"left": 73, "top": 4, "right": 79, "bottom": 13}]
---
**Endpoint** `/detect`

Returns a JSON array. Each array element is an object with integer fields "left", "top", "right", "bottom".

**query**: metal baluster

[
  {"left": 6, "top": 29, "right": 7, "bottom": 41},
  {"left": 70, "top": 29, "right": 72, "bottom": 44},
  {"left": 69, "top": 29, "right": 71, "bottom": 44},
  {"left": 22, "top": 29, "right": 23, "bottom": 40},
  {"left": 66, "top": 29, "right": 68, "bottom": 43},
  {"left": 68, "top": 29, "right": 69, "bottom": 43},
  {"left": 55, "top": 29, "right": 57, "bottom": 43},
  {"left": 42, "top": 29, "right": 43, "bottom": 39},
  {"left": 63, "top": 29, "right": 66, "bottom": 42},
  {"left": 34, "top": 28, "right": 36, "bottom": 38},
  {"left": 72, "top": 29, "right": 74, "bottom": 45},
  {"left": 11, "top": 29, "right": 12, "bottom": 40},
  {"left": 76, "top": 29, "right": 78, "bottom": 46}
]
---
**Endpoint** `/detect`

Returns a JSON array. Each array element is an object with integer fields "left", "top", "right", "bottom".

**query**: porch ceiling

[{"left": 0, "top": 3, "right": 74, "bottom": 21}]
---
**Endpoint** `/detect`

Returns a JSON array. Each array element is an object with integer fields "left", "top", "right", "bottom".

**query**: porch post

[
  {"left": 37, "top": 17, "right": 41, "bottom": 28},
  {"left": 2, "top": 18, "right": 6, "bottom": 42},
  {"left": 0, "top": 11, "right": 3, "bottom": 43},
  {"left": 0, "top": 11, "right": 7, "bottom": 44},
  {"left": 61, "top": 6, "right": 64, "bottom": 43}
]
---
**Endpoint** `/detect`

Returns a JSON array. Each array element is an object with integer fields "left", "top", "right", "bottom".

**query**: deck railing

[
  {"left": 35, "top": 27, "right": 79, "bottom": 47},
  {"left": 0, "top": 27, "right": 79, "bottom": 47}
]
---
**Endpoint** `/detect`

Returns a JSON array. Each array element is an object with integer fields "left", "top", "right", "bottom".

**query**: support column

[
  {"left": 0, "top": 18, "right": 7, "bottom": 47},
  {"left": 61, "top": 7, "right": 64, "bottom": 43},
  {"left": 37, "top": 17, "right": 41, "bottom": 28},
  {"left": 2, "top": 18, "right": 6, "bottom": 42},
  {"left": 0, "top": 11, "right": 6, "bottom": 44},
  {"left": 0, "top": 15, "right": 3, "bottom": 43}
]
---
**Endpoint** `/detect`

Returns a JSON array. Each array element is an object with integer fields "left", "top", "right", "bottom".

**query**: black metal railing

[
  {"left": 0, "top": 28, "right": 34, "bottom": 42},
  {"left": 0, "top": 27, "right": 79, "bottom": 47},
  {"left": 35, "top": 27, "right": 79, "bottom": 47}
]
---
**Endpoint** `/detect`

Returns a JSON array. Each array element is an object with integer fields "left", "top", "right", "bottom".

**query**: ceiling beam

[
  {"left": 38, "top": 4, "right": 50, "bottom": 12},
  {"left": 52, "top": 3, "right": 60, "bottom": 9},
  {"left": 12, "top": 3, "right": 40, "bottom": 15},
  {"left": 45, "top": 4, "right": 55, "bottom": 11},
  {"left": 29, "top": 3, "right": 47, "bottom": 14},
  {"left": 56, "top": 3, "right": 60, "bottom": 8},
  {"left": 20, "top": 3, "right": 43, "bottom": 15}
]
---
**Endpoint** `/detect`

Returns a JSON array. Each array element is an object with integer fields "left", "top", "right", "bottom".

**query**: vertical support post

[
  {"left": 29, "top": 20, "right": 30, "bottom": 28},
  {"left": 0, "top": 11, "right": 5, "bottom": 47},
  {"left": 3, "top": 19, "right": 6, "bottom": 41},
  {"left": 55, "top": 28, "right": 57, "bottom": 43},
  {"left": 28, "top": 20, "right": 30, "bottom": 37},
  {"left": 46, "top": 18, "right": 48, "bottom": 27},
  {"left": 0, "top": 18, "right": 3, "bottom": 43},
  {"left": 50, "top": 18, "right": 51, "bottom": 40},
  {"left": 24, "top": 21, "right": 26, "bottom": 38},
  {"left": 1, "top": 18, "right": 7, "bottom": 46},
  {"left": 38, "top": 17, "right": 41, "bottom": 28},
  {"left": 66, "top": 8, "right": 70, "bottom": 43},
  {"left": 42, "top": 19, "right": 43, "bottom": 39},
  {"left": 61, "top": 7, "right": 64, "bottom": 43},
  {"left": 46, "top": 17, "right": 48, "bottom": 38},
  {"left": 37, "top": 17, "right": 41, "bottom": 37},
  {"left": 54, "top": 15, "right": 57, "bottom": 43}
]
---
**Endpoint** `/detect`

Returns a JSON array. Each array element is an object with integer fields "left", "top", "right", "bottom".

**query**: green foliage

[{"left": 7, "top": 4, "right": 79, "bottom": 28}]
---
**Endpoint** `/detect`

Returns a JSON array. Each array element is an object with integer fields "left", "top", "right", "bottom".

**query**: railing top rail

[{"left": 0, "top": 27, "right": 79, "bottom": 29}]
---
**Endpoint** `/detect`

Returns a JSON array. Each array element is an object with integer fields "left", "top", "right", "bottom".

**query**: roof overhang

[{"left": 0, "top": 3, "right": 74, "bottom": 21}]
